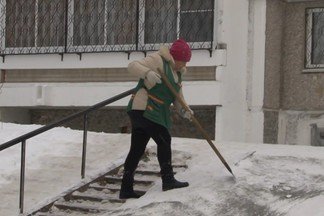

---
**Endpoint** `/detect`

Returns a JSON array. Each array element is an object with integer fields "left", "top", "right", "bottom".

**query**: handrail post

[
  {"left": 19, "top": 140, "right": 26, "bottom": 214},
  {"left": 81, "top": 114, "right": 88, "bottom": 179}
]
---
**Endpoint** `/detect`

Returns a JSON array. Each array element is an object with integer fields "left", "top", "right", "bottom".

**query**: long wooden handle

[{"left": 158, "top": 69, "right": 234, "bottom": 177}]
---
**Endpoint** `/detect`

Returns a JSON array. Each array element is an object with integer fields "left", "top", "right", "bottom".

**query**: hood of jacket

[{"left": 158, "top": 45, "right": 187, "bottom": 74}]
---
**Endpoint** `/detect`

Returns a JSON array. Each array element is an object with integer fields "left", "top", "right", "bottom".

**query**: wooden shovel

[{"left": 158, "top": 68, "right": 235, "bottom": 177}]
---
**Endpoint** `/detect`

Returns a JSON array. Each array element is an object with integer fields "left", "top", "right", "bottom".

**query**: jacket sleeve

[
  {"left": 127, "top": 53, "right": 164, "bottom": 79},
  {"left": 174, "top": 88, "right": 190, "bottom": 113}
]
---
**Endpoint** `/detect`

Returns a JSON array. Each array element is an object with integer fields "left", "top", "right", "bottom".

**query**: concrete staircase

[{"left": 29, "top": 150, "right": 188, "bottom": 215}]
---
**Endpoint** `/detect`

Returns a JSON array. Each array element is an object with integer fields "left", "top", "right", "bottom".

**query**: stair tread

[
  {"left": 135, "top": 169, "right": 161, "bottom": 176},
  {"left": 89, "top": 183, "right": 147, "bottom": 193},
  {"left": 34, "top": 212, "right": 67, "bottom": 216},
  {"left": 30, "top": 158, "right": 188, "bottom": 215},
  {"left": 71, "top": 191, "right": 125, "bottom": 203},
  {"left": 104, "top": 175, "right": 155, "bottom": 184},
  {"left": 138, "top": 163, "right": 187, "bottom": 169},
  {"left": 54, "top": 200, "right": 111, "bottom": 213}
]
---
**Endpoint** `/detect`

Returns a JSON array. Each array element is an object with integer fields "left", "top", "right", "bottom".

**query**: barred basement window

[
  {"left": 37, "top": 0, "right": 65, "bottom": 47},
  {"left": 305, "top": 8, "right": 324, "bottom": 69},
  {"left": 106, "top": 0, "right": 137, "bottom": 46},
  {"left": 6, "top": 0, "right": 36, "bottom": 47},
  {"left": 143, "top": 0, "right": 177, "bottom": 45},
  {"left": 68, "top": 0, "right": 137, "bottom": 52},
  {"left": 5, "top": 0, "right": 35, "bottom": 48},
  {"left": 3, "top": 0, "right": 65, "bottom": 54},
  {"left": 139, "top": 0, "right": 214, "bottom": 50},
  {"left": 73, "top": 0, "right": 105, "bottom": 46},
  {"left": 0, "top": 0, "right": 214, "bottom": 55},
  {"left": 180, "top": 0, "right": 213, "bottom": 43}
]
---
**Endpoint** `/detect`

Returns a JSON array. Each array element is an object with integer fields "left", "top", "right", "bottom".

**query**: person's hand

[
  {"left": 180, "top": 107, "right": 194, "bottom": 121},
  {"left": 145, "top": 71, "right": 161, "bottom": 88}
]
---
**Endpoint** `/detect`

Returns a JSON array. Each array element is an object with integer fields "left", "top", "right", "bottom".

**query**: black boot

[
  {"left": 161, "top": 164, "right": 189, "bottom": 191},
  {"left": 162, "top": 174, "right": 189, "bottom": 191},
  {"left": 119, "top": 171, "right": 141, "bottom": 199}
]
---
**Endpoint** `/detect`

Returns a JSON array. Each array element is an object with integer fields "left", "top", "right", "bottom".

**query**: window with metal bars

[
  {"left": 0, "top": 0, "right": 214, "bottom": 55},
  {"left": 305, "top": 8, "right": 324, "bottom": 69},
  {"left": 3, "top": 0, "right": 65, "bottom": 54},
  {"left": 68, "top": 0, "right": 138, "bottom": 52}
]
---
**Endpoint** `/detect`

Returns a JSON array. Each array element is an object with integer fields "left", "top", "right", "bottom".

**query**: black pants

[{"left": 124, "top": 110, "right": 172, "bottom": 175}]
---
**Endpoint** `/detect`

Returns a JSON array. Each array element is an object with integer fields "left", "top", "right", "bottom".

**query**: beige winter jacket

[{"left": 128, "top": 45, "right": 189, "bottom": 112}]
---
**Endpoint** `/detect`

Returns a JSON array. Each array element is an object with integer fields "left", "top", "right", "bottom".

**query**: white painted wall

[
  {"left": 245, "top": 0, "right": 266, "bottom": 143},
  {"left": 215, "top": 0, "right": 266, "bottom": 143},
  {"left": 0, "top": 81, "right": 221, "bottom": 107},
  {"left": 217, "top": 0, "right": 249, "bottom": 142}
]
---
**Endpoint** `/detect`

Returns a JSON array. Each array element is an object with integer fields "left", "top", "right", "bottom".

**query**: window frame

[
  {"left": 67, "top": 0, "right": 137, "bottom": 53},
  {"left": 305, "top": 8, "right": 324, "bottom": 70},
  {"left": 179, "top": 1, "right": 214, "bottom": 49},
  {"left": 0, "top": 0, "right": 215, "bottom": 55},
  {"left": 2, "top": 0, "right": 65, "bottom": 54},
  {"left": 0, "top": 0, "right": 5, "bottom": 54},
  {"left": 138, "top": 0, "right": 214, "bottom": 51}
]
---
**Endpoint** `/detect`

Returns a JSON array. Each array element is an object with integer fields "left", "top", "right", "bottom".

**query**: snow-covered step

[
  {"left": 135, "top": 169, "right": 161, "bottom": 176},
  {"left": 137, "top": 163, "right": 188, "bottom": 172},
  {"left": 103, "top": 175, "right": 155, "bottom": 185},
  {"left": 70, "top": 191, "right": 125, "bottom": 203},
  {"left": 28, "top": 149, "right": 190, "bottom": 215},
  {"left": 34, "top": 212, "right": 67, "bottom": 216},
  {"left": 135, "top": 168, "right": 181, "bottom": 176},
  {"left": 88, "top": 182, "right": 147, "bottom": 194},
  {"left": 54, "top": 200, "right": 109, "bottom": 214}
]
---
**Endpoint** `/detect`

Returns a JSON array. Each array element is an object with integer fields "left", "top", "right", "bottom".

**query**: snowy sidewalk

[
  {"left": 1, "top": 123, "right": 324, "bottom": 216},
  {"left": 108, "top": 141, "right": 324, "bottom": 216},
  {"left": 0, "top": 123, "right": 130, "bottom": 216}
]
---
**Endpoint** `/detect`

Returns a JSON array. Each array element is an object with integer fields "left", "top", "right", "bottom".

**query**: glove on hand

[
  {"left": 180, "top": 107, "right": 194, "bottom": 121},
  {"left": 145, "top": 71, "right": 161, "bottom": 88}
]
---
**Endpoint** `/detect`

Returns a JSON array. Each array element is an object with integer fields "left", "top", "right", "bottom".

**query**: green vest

[{"left": 127, "top": 58, "right": 182, "bottom": 129}]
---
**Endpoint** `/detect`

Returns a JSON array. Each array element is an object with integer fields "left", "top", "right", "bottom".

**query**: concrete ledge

[
  {"left": 0, "top": 81, "right": 221, "bottom": 107},
  {"left": 3, "top": 66, "right": 216, "bottom": 82}
]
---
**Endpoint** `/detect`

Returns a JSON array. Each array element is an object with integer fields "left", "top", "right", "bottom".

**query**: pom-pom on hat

[{"left": 170, "top": 39, "right": 191, "bottom": 62}]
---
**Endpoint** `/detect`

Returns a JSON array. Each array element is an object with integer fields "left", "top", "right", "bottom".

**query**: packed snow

[{"left": 0, "top": 122, "right": 323, "bottom": 216}]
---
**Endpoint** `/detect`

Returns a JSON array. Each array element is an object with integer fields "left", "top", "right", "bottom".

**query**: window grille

[
  {"left": 305, "top": 8, "right": 324, "bottom": 69},
  {"left": 6, "top": 0, "right": 36, "bottom": 48},
  {"left": 0, "top": 0, "right": 214, "bottom": 55}
]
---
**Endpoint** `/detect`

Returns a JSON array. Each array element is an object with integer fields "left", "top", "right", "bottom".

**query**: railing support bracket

[
  {"left": 77, "top": 52, "right": 82, "bottom": 61},
  {"left": 59, "top": 53, "right": 64, "bottom": 61},
  {"left": 1, "top": 55, "right": 5, "bottom": 63}
]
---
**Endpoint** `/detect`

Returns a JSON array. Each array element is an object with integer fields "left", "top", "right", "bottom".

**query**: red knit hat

[{"left": 170, "top": 39, "right": 191, "bottom": 62}]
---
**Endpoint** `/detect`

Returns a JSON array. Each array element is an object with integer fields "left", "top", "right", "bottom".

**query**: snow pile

[
  {"left": 0, "top": 122, "right": 323, "bottom": 216},
  {"left": 106, "top": 140, "right": 324, "bottom": 216}
]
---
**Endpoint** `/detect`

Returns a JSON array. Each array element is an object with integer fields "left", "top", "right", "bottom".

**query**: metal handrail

[{"left": 0, "top": 87, "right": 136, "bottom": 214}]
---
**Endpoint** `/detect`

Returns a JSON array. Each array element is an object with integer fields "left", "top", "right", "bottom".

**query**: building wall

[
  {"left": 0, "top": 0, "right": 268, "bottom": 144},
  {"left": 264, "top": 0, "right": 285, "bottom": 110},
  {"left": 265, "top": 0, "right": 324, "bottom": 145},
  {"left": 217, "top": 0, "right": 266, "bottom": 143},
  {"left": 264, "top": 0, "right": 286, "bottom": 143},
  {"left": 0, "top": 108, "right": 30, "bottom": 124},
  {"left": 282, "top": 1, "right": 324, "bottom": 110}
]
